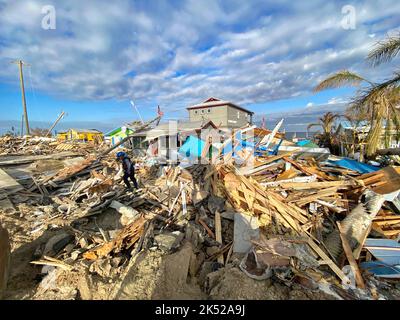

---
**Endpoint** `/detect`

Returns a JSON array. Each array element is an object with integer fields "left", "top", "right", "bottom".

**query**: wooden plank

[
  {"left": 276, "top": 168, "right": 300, "bottom": 181},
  {"left": 279, "top": 180, "right": 355, "bottom": 190},
  {"left": 358, "top": 171, "right": 381, "bottom": 180},
  {"left": 201, "top": 135, "right": 212, "bottom": 161},
  {"left": 198, "top": 219, "right": 215, "bottom": 238},
  {"left": 215, "top": 211, "right": 224, "bottom": 265},
  {"left": 315, "top": 200, "right": 346, "bottom": 213},
  {"left": 0, "top": 151, "right": 77, "bottom": 166},
  {"left": 374, "top": 219, "right": 400, "bottom": 226},
  {"left": 337, "top": 222, "right": 365, "bottom": 289},
  {"left": 371, "top": 223, "right": 386, "bottom": 238},
  {"left": 240, "top": 184, "right": 256, "bottom": 211},
  {"left": 255, "top": 151, "right": 296, "bottom": 167},
  {"left": 304, "top": 166, "right": 336, "bottom": 181},
  {"left": 361, "top": 167, "right": 400, "bottom": 195},
  {"left": 30, "top": 256, "right": 73, "bottom": 271},
  {"left": 382, "top": 230, "right": 400, "bottom": 236},
  {"left": 374, "top": 215, "right": 400, "bottom": 221},
  {"left": 283, "top": 157, "right": 315, "bottom": 177},
  {"left": 225, "top": 243, "right": 233, "bottom": 266},
  {"left": 291, "top": 187, "right": 339, "bottom": 206},
  {"left": 361, "top": 173, "right": 385, "bottom": 185},
  {"left": 307, "top": 237, "right": 350, "bottom": 284},
  {"left": 214, "top": 137, "right": 232, "bottom": 160},
  {"left": 267, "top": 193, "right": 305, "bottom": 227},
  {"left": 167, "top": 182, "right": 186, "bottom": 216},
  {"left": 181, "top": 182, "right": 187, "bottom": 218}
]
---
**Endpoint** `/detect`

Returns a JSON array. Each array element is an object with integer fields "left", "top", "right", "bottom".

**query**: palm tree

[
  {"left": 314, "top": 33, "right": 400, "bottom": 156},
  {"left": 337, "top": 112, "right": 370, "bottom": 160},
  {"left": 367, "top": 32, "right": 400, "bottom": 66},
  {"left": 307, "top": 112, "right": 340, "bottom": 151}
]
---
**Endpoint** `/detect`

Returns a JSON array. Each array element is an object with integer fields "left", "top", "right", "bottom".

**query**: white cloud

[{"left": 0, "top": 0, "right": 399, "bottom": 114}]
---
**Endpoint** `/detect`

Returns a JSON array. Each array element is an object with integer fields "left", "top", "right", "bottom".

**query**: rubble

[
  {"left": 2, "top": 127, "right": 400, "bottom": 301},
  {"left": 0, "top": 225, "right": 10, "bottom": 299}
]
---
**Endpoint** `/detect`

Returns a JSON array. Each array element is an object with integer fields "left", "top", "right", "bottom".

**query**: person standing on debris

[{"left": 116, "top": 151, "right": 139, "bottom": 190}]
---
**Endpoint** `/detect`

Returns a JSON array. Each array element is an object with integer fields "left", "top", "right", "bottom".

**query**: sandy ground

[{"left": 2, "top": 203, "right": 400, "bottom": 300}]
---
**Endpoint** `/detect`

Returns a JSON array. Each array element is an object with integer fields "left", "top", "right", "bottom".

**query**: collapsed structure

[{"left": 1, "top": 111, "right": 400, "bottom": 300}]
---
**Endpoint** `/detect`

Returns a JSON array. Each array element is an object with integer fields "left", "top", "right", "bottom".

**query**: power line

[{"left": 27, "top": 67, "right": 40, "bottom": 117}]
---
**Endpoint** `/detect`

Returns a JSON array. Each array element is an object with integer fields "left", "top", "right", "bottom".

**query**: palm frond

[
  {"left": 352, "top": 72, "right": 400, "bottom": 110},
  {"left": 307, "top": 123, "right": 321, "bottom": 131},
  {"left": 367, "top": 32, "right": 400, "bottom": 66},
  {"left": 313, "top": 70, "right": 367, "bottom": 92}
]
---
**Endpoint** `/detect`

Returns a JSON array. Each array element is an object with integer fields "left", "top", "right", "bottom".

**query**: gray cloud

[{"left": 0, "top": 0, "right": 399, "bottom": 114}]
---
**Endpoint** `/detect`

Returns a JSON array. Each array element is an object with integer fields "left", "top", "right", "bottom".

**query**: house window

[
  {"left": 194, "top": 110, "right": 198, "bottom": 114},
  {"left": 208, "top": 109, "right": 211, "bottom": 113},
  {"left": 201, "top": 109, "right": 205, "bottom": 114},
  {"left": 237, "top": 111, "right": 240, "bottom": 119}
]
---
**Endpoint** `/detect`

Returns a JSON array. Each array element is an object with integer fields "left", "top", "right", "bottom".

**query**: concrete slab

[
  {"left": 233, "top": 212, "right": 259, "bottom": 253},
  {"left": 0, "top": 168, "right": 23, "bottom": 195},
  {"left": 0, "top": 197, "right": 15, "bottom": 212}
]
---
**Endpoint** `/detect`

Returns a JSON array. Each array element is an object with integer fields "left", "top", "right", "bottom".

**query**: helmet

[{"left": 116, "top": 151, "right": 126, "bottom": 159}]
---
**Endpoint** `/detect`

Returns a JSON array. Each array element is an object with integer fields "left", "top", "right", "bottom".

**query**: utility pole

[
  {"left": 11, "top": 60, "right": 30, "bottom": 135},
  {"left": 20, "top": 114, "right": 24, "bottom": 137},
  {"left": 46, "top": 111, "right": 66, "bottom": 137}
]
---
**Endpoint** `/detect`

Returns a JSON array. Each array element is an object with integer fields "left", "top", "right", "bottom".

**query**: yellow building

[
  {"left": 57, "top": 132, "right": 69, "bottom": 141},
  {"left": 57, "top": 129, "right": 103, "bottom": 143}
]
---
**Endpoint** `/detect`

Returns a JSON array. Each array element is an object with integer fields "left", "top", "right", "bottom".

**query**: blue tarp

[
  {"left": 360, "top": 261, "right": 400, "bottom": 278},
  {"left": 179, "top": 133, "right": 283, "bottom": 160},
  {"left": 229, "top": 131, "right": 282, "bottom": 156},
  {"left": 296, "top": 140, "right": 312, "bottom": 146},
  {"left": 178, "top": 136, "right": 205, "bottom": 158},
  {"left": 364, "top": 239, "right": 400, "bottom": 265},
  {"left": 296, "top": 140, "right": 319, "bottom": 148},
  {"left": 222, "top": 131, "right": 259, "bottom": 156},
  {"left": 361, "top": 239, "right": 400, "bottom": 278},
  {"left": 327, "top": 158, "right": 379, "bottom": 174}
]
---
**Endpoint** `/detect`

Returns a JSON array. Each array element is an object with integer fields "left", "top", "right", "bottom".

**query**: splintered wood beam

[
  {"left": 337, "top": 222, "right": 366, "bottom": 289},
  {"left": 306, "top": 237, "right": 350, "bottom": 285},
  {"left": 353, "top": 223, "right": 372, "bottom": 260},
  {"left": 278, "top": 180, "right": 355, "bottom": 190},
  {"left": 215, "top": 211, "right": 224, "bottom": 265},
  {"left": 201, "top": 135, "right": 212, "bottom": 161},
  {"left": 181, "top": 182, "right": 187, "bottom": 218},
  {"left": 255, "top": 151, "right": 295, "bottom": 167},
  {"left": 283, "top": 157, "right": 315, "bottom": 176},
  {"left": 198, "top": 219, "right": 215, "bottom": 238}
]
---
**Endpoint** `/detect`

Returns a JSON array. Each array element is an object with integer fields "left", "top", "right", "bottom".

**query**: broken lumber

[
  {"left": 337, "top": 222, "right": 365, "bottom": 289},
  {"left": 215, "top": 211, "right": 224, "bottom": 264},
  {"left": 306, "top": 237, "right": 350, "bottom": 285}
]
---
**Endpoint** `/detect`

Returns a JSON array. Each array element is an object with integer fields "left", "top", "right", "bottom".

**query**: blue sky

[{"left": 0, "top": 0, "right": 399, "bottom": 133}]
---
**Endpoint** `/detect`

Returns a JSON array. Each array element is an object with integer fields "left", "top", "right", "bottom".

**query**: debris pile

[
  {"left": 0, "top": 135, "right": 101, "bottom": 156},
  {"left": 1, "top": 129, "right": 400, "bottom": 300}
]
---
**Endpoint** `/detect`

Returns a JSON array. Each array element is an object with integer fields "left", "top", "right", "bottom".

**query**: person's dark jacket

[{"left": 121, "top": 156, "right": 133, "bottom": 175}]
